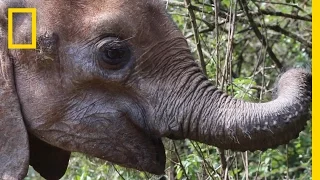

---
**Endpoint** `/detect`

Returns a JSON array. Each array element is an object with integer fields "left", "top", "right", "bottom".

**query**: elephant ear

[
  {"left": 0, "top": 3, "right": 70, "bottom": 179},
  {"left": 0, "top": 27, "right": 29, "bottom": 180},
  {"left": 29, "top": 133, "right": 71, "bottom": 179}
]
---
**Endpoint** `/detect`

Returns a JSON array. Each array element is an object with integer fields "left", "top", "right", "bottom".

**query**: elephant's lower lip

[
  {"left": 129, "top": 137, "right": 166, "bottom": 175},
  {"left": 145, "top": 138, "right": 166, "bottom": 175},
  {"left": 98, "top": 136, "right": 165, "bottom": 175}
]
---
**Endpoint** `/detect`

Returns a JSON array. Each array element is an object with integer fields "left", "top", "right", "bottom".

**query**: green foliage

[
  {"left": 175, "top": 154, "right": 203, "bottom": 179},
  {"left": 229, "top": 77, "right": 258, "bottom": 101}
]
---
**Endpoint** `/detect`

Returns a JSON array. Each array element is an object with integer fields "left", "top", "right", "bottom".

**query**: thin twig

[
  {"left": 213, "top": 0, "right": 221, "bottom": 85},
  {"left": 169, "top": 12, "right": 215, "bottom": 30},
  {"left": 286, "top": 145, "right": 290, "bottom": 179},
  {"left": 254, "top": 152, "right": 262, "bottom": 180},
  {"left": 219, "top": 148, "right": 228, "bottom": 179},
  {"left": 112, "top": 164, "right": 126, "bottom": 180},
  {"left": 221, "top": 0, "right": 237, "bottom": 90},
  {"left": 173, "top": 141, "right": 189, "bottom": 180},
  {"left": 168, "top": 0, "right": 213, "bottom": 15},
  {"left": 190, "top": 141, "right": 220, "bottom": 178},
  {"left": 241, "top": 152, "right": 249, "bottom": 180}
]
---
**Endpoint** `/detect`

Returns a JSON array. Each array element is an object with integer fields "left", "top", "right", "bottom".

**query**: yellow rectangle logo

[{"left": 8, "top": 8, "right": 37, "bottom": 49}]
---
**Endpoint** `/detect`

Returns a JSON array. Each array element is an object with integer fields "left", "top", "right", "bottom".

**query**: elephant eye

[{"left": 96, "top": 37, "right": 131, "bottom": 69}]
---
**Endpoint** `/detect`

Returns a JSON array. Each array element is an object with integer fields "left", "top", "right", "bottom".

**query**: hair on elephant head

[{"left": 0, "top": 0, "right": 311, "bottom": 179}]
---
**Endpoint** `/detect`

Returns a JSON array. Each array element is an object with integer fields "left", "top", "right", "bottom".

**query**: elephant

[{"left": 0, "top": 0, "right": 311, "bottom": 179}]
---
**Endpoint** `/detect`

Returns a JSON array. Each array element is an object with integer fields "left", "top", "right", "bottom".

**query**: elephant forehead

[{"left": 31, "top": 0, "right": 167, "bottom": 41}]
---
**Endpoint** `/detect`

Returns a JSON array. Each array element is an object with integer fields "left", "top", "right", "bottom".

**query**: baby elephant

[{"left": 0, "top": 0, "right": 311, "bottom": 179}]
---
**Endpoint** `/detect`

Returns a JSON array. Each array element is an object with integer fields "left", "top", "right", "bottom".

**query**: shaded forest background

[{"left": 26, "top": 0, "right": 312, "bottom": 179}]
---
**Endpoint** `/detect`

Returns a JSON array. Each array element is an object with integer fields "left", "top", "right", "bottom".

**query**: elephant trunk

[{"left": 159, "top": 68, "right": 311, "bottom": 151}]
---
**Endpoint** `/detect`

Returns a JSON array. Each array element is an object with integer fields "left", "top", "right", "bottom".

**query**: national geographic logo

[{"left": 8, "top": 8, "right": 36, "bottom": 49}]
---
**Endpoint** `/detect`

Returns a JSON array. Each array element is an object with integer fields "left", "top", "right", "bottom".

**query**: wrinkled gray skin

[{"left": 0, "top": 0, "right": 311, "bottom": 179}]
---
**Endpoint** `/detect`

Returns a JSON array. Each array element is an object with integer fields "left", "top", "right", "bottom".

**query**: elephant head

[{"left": 0, "top": 0, "right": 311, "bottom": 179}]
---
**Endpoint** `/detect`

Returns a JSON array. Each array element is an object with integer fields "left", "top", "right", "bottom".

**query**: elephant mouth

[
  {"left": 100, "top": 136, "right": 166, "bottom": 175},
  {"left": 90, "top": 112, "right": 166, "bottom": 175},
  {"left": 143, "top": 137, "right": 166, "bottom": 175},
  {"left": 114, "top": 112, "right": 166, "bottom": 174}
]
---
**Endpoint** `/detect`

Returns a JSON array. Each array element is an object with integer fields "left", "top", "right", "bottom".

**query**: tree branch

[
  {"left": 239, "top": 0, "right": 283, "bottom": 70},
  {"left": 184, "top": 0, "right": 207, "bottom": 76},
  {"left": 254, "top": 1, "right": 306, "bottom": 12},
  {"left": 257, "top": 9, "right": 311, "bottom": 22},
  {"left": 265, "top": 25, "right": 312, "bottom": 48}
]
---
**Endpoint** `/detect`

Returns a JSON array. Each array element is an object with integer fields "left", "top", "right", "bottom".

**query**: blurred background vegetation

[{"left": 25, "top": 0, "right": 312, "bottom": 179}]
